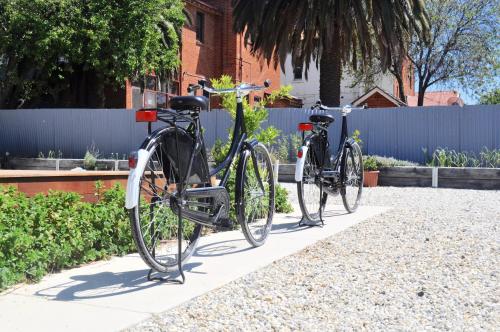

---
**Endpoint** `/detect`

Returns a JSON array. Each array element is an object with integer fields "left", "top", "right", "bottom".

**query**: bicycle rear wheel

[
  {"left": 341, "top": 142, "right": 363, "bottom": 212},
  {"left": 129, "top": 140, "right": 202, "bottom": 273},
  {"left": 237, "top": 143, "right": 275, "bottom": 247},
  {"left": 297, "top": 145, "right": 328, "bottom": 222}
]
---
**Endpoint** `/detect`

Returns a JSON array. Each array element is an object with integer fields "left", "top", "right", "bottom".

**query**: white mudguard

[
  {"left": 125, "top": 148, "right": 151, "bottom": 209},
  {"left": 294, "top": 146, "right": 309, "bottom": 182}
]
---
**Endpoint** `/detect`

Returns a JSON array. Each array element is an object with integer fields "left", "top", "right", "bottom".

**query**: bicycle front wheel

[
  {"left": 341, "top": 142, "right": 363, "bottom": 212},
  {"left": 237, "top": 143, "right": 275, "bottom": 247},
  {"left": 129, "top": 140, "right": 202, "bottom": 273}
]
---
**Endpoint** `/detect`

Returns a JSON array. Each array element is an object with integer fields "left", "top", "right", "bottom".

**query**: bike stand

[
  {"left": 145, "top": 196, "right": 186, "bottom": 285},
  {"left": 298, "top": 217, "right": 324, "bottom": 227},
  {"left": 147, "top": 268, "right": 185, "bottom": 284}
]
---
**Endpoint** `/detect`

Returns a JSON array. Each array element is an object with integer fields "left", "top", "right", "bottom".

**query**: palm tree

[{"left": 232, "top": 0, "right": 429, "bottom": 106}]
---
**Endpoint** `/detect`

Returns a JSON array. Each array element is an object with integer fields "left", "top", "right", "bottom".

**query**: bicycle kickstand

[{"left": 146, "top": 196, "right": 185, "bottom": 284}]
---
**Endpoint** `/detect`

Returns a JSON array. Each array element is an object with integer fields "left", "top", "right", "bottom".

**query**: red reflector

[
  {"left": 128, "top": 152, "right": 138, "bottom": 169},
  {"left": 298, "top": 122, "right": 313, "bottom": 131},
  {"left": 297, "top": 148, "right": 303, "bottom": 159},
  {"left": 136, "top": 109, "right": 158, "bottom": 122}
]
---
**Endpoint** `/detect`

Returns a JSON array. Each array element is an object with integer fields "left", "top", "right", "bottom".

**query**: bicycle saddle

[
  {"left": 309, "top": 114, "right": 335, "bottom": 123},
  {"left": 170, "top": 96, "right": 208, "bottom": 111}
]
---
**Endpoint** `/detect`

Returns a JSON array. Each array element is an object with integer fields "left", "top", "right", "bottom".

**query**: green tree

[
  {"left": 0, "top": 0, "right": 184, "bottom": 109},
  {"left": 408, "top": 0, "right": 499, "bottom": 106},
  {"left": 479, "top": 88, "right": 500, "bottom": 105},
  {"left": 232, "top": 0, "right": 429, "bottom": 106}
]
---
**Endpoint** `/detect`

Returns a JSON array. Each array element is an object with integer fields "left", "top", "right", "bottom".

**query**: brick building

[{"left": 124, "top": 0, "right": 280, "bottom": 109}]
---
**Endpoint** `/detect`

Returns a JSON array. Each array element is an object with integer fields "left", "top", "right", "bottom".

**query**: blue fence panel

[{"left": 0, "top": 105, "right": 498, "bottom": 163}]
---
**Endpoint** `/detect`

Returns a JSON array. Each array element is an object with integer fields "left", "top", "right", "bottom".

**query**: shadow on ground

[{"left": 35, "top": 262, "right": 203, "bottom": 301}]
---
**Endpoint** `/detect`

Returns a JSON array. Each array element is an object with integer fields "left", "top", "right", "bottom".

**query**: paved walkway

[{"left": 0, "top": 204, "right": 389, "bottom": 332}]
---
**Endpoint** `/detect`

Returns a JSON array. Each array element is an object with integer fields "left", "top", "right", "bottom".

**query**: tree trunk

[
  {"left": 320, "top": 30, "right": 342, "bottom": 106},
  {"left": 396, "top": 75, "right": 407, "bottom": 104},
  {"left": 417, "top": 82, "right": 426, "bottom": 106}
]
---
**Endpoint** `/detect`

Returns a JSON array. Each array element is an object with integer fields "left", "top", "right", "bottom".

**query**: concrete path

[{"left": 0, "top": 205, "right": 389, "bottom": 332}]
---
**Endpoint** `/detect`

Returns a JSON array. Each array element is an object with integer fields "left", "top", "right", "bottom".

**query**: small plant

[
  {"left": 83, "top": 144, "right": 100, "bottom": 170},
  {"left": 363, "top": 156, "right": 378, "bottom": 171},
  {"left": 275, "top": 184, "right": 293, "bottom": 213},
  {"left": 269, "top": 133, "right": 302, "bottom": 163},
  {"left": 37, "top": 150, "right": 63, "bottom": 159},
  {"left": 427, "top": 148, "right": 500, "bottom": 168},
  {"left": 351, "top": 129, "right": 363, "bottom": 146},
  {"left": 369, "top": 155, "right": 419, "bottom": 168},
  {"left": 209, "top": 75, "right": 294, "bottom": 216}
]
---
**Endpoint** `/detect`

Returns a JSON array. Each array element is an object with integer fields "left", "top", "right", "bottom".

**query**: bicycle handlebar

[{"left": 310, "top": 100, "right": 367, "bottom": 113}]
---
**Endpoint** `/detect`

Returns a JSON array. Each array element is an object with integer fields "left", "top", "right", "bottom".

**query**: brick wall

[
  {"left": 121, "top": 0, "right": 280, "bottom": 108},
  {"left": 182, "top": 0, "right": 280, "bottom": 98}
]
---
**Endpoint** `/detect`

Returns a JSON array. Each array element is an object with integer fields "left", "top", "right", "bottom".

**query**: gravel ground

[{"left": 127, "top": 186, "right": 499, "bottom": 331}]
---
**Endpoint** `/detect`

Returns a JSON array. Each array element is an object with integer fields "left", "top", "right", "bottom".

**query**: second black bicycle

[{"left": 295, "top": 101, "right": 365, "bottom": 224}]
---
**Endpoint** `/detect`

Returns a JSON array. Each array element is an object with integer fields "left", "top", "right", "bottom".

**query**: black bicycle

[
  {"left": 125, "top": 80, "right": 275, "bottom": 282},
  {"left": 295, "top": 101, "right": 365, "bottom": 224}
]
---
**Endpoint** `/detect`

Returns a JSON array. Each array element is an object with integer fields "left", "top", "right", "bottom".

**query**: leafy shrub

[
  {"left": 427, "top": 148, "right": 500, "bottom": 168},
  {"left": 368, "top": 155, "right": 419, "bottom": 168},
  {"left": 83, "top": 144, "right": 100, "bottom": 170},
  {"left": 275, "top": 184, "right": 293, "bottom": 213},
  {"left": 210, "top": 75, "right": 294, "bottom": 216},
  {"left": 363, "top": 156, "right": 378, "bottom": 171},
  {"left": 270, "top": 133, "right": 302, "bottom": 163},
  {"left": 0, "top": 184, "right": 134, "bottom": 290}
]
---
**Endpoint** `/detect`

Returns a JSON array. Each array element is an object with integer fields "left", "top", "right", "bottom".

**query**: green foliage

[
  {"left": 409, "top": 0, "right": 499, "bottom": 104},
  {"left": 83, "top": 144, "right": 100, "bottom": 170},
  {"left": 365, "top": 155, "right": 419, "bottom": 168},
  {"left": 0, "top": 0, "right": 185, "bottom": 108},
  {"left": 210, "top": 75, "right": 284, "bottom": 146},
  {"left": 427, "top": 148, "right": 500, "bottom": 168},
  {"left": 363, "top": 156, "right": 378, "bottom": 171},
  {"left": 275, "top": 184, "right": 293, "bottom": 213},
  {"left": 37, "top": 150, "right": 63, "bottom": 159},
  {"left": 270, "top": 133, "right": 302, "bottom": 163},
  {"left": 0, "top": 184, "right": 134, "bottom": 290},
  {"left": 209, "top": 75, "right": 294, "bottom": 215},
  {"left": 479, "top": 89, "right": 500, "bottom": 105},
  {"left": 210, "top": 75, "right": 290, "bottom": 162},
  {"left": 351, "top": 129, "right": 363, "bottom": 146}
]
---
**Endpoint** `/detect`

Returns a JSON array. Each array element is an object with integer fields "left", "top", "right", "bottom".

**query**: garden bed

[
  {"left": 4, "top": 157, "right": 129, "bottom": 171},
  {"left": 0, "top": 170, "right": 129, "bottom": 202},
  {"left": 277, "top": 164, "right": 500, "bottom": 190}
]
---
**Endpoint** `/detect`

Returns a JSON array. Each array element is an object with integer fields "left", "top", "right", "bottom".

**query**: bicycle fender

[
  {"left": 235, "top": 148, "right": 250, "bottom": 208},
  {"left": 125, "top": 148, "right": 151, "bottom": 209},
  {"left": 295, "top": 145, "right": 309, "bottom": 182}
]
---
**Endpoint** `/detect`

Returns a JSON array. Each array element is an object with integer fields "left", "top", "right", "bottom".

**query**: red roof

[{"left": 407, "top": 91, "right": 464, "bottom": 106}]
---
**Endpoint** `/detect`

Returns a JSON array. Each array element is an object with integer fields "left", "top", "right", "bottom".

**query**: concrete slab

[{"left": 0, "top": 205, "right": 390, "bottom": 332}]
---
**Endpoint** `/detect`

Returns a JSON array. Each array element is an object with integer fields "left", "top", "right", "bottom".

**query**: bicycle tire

[
  {"left": 341, "top": 142, "right": 363, "bottom": 213},
  {"left": 129, "top": 139, "right": 203, "bottom": 273},
  {"left": 237, "top": 143, "right": 275, "bottom": 247},
  {"left": 297, "top": 144, "right": 328, "bottom": 222}
]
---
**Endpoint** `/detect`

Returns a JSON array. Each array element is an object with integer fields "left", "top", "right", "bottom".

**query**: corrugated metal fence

[{"left": 0, "top": 105, "right": 498, "bottom": 163}]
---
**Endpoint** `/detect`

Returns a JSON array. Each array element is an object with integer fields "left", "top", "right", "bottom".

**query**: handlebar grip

[{"left": 264, "top": 79, "right": 271, "bottom": 88}]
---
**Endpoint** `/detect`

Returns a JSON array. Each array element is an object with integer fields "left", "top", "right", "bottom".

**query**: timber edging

[{"left": 277, "top": 164, "right": 500, "bottom": 190}]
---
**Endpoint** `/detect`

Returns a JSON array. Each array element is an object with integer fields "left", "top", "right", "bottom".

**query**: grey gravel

[{"left": 127, "top": 186, "right": 500, "bottom": 331}]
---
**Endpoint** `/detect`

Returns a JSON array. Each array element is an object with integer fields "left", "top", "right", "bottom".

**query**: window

[
  {"left": 293, "top": 64, "right": 303, "bottom": 80},
  {"left": 196, "top": 12, "right": 205, "bottom": 43}
]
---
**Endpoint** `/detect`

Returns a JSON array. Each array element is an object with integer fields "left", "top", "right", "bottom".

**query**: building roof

[
  {"left": 407, "top": 91, "right": 464, "bottom": 106},
  {"left": 351, "top": 86, "right": 406, "bottom": 107}
]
